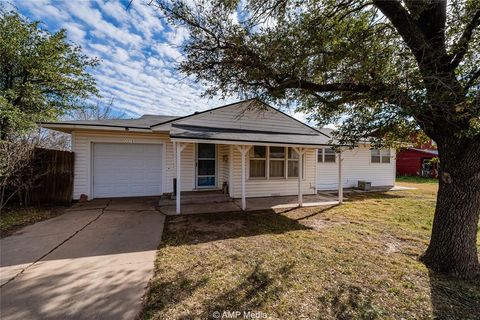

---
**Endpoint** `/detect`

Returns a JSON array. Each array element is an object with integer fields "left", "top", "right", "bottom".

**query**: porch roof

[{"left": 169, "top": 124, "right": 336, "bottom": 147}]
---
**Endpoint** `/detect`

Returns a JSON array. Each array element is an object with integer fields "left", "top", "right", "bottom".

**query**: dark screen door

[{"left": 197, "top": 143, "right": 216, "bottom": 188}]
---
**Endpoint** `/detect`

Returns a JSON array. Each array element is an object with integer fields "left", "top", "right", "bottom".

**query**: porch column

[
  {"left": 235, "top": 145, "right": 251, "bottom": 211},
  {"left": 175, "top": 142, "right": 187, "bottom": 214},
  {"left": 338, "top": 149, "right": 343, "bottom": 204},
  {"left": 294, "top": 147, "right": 305, "bottom": 207}
]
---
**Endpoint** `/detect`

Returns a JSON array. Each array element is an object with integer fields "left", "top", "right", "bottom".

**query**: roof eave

[
  {"left": 170, "top": 136, "right": 350, "bottom": 148},
  {"left": 39, "top": 122, "right": 153, "bottom": 133}
]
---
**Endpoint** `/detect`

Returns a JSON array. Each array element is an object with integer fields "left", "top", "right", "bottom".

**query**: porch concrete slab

[
  {"left": 159, "top": 201, "right": 241, "bottom": 215},
  {"left": 159, "top": 191, "right": 232, "bottom": 207},
  {"left": 236, "top": 195, "right": 340, "bottom": 211},
  {"left": 160, "top": 193, "right": 341, "bottom": 215}
]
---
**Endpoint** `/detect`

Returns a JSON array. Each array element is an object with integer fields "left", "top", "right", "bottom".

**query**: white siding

[
  {"left": 179, "top": 143, "right": 223, "bottom": 191},
  {"left": 72, "top": 130, "right": 174, "bottom": 200},
  {"left": 231, "top": 147, "right": 317, "bottom": 198},
  {"left": 317, "top": 145, "right": 396, "bottom": 189},
  {"left": 72, "top": 131, "right": 394, "bottom": 201},
  {"left": 179, "top": 142, "right": 195, "bottom": 191},
  {"left": 218, "top": 145, "right": 229, "bottom": 189},
  {"left": 174, "top": 103, "right": 318, "bottom": 134}
]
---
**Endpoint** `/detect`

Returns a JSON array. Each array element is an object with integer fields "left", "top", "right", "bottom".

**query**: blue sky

[{"left": 8, "top": 0, "right": 310, "bottom": 122}]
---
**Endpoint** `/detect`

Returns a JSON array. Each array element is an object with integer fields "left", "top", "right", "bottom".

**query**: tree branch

[
  {"left": 449, "top": 9, "right": 480, "bottom": 70},
  {"left": 273, "top": 79, "right": 371, "bottom": 93},
  {"left": 373, "top": 0, "right": 431, "bottom": 62},
  {"left": 464, "top": 68, "right": 480, "bottom": 91}
]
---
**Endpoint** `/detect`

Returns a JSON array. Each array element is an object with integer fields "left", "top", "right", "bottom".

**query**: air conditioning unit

[{"left": 357, "top": 180, "right": 372, "bottom": 191}]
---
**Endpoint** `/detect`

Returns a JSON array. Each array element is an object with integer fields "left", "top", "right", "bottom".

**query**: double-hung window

[
  {"left": 249, "top": 146, "right": 266, "bottom": 178},
  {"left": 269, "top": 147, "right": 285, "bottom": 178},
  {"left": 287, "top": 147, "right": 300, "bottom": 178},
  {"left": 371, "top": 149, "right": 391, "bottom": 163},
  {"left": 317, "top": 148, "right": 336, "bottom": 163},
  {"left": 248, "top": 146, "right": 304, "bottom": 179}
]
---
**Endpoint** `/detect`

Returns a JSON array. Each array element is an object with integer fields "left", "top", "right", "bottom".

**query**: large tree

[
  {"left": 151, "top": 0, "right": 480, "bottom": 278},
  {"left": 0, "top": 9, "right": 98, "bottom": 140}
]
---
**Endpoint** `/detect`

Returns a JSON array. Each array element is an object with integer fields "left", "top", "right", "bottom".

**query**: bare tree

[
  {"left": 37, "top": 98, "right": 126, "bottom": 151},
  {"left": 0, "top": 136, "right": 37, "bottom": 212}
]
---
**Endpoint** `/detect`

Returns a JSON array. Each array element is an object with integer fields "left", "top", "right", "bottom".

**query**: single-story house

[
  {"left": 41, "top": 99, "right": 396, "bottom": 213},
  {"left": 396, "top": 148, "right": 439, "bottom": 177}
]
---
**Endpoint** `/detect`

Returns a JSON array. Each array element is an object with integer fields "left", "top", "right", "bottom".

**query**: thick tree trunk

[{"left": 420, "top": 136, "right": 480, "bottom": 278}]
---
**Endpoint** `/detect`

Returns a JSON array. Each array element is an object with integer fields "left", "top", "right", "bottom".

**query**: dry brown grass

[{"left": 141, "top": 181, "right": 480, "bottom": 320}]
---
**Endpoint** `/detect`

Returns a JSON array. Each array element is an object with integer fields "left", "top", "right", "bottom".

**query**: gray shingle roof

[
  {"left": 41, "top": 114, "right": 179, "bottom": 129},
  {"left": 170, "top": 124, "right": 332, "bottom": 146}
]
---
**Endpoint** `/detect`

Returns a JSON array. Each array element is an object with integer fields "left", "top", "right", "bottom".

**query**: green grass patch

[
  {"left": 141, "top": 183, "right": 479, "bottom": 320},
  {"left": 0, "top": 207, "right": 65, "bottom": 237},
  {"left": 396, "top": 176, "right": 438, "bottom": 184}
]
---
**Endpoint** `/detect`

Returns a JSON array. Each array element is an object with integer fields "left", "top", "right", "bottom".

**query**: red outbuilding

[{"left": 396, "top": 148, "right": 438, "bottom": 177}]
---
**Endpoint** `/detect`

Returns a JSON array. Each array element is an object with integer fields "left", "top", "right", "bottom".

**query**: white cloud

[
  {"left": 62, "top": 22, "right": 86, "bottom": 44},
  {"left": 12, "top": 0, "right": 307, "bottom": 124},
  {"left": 16, "top": 0, "right": 66, "bottom": 22},
  {"left": 64, "top": 1, "right": 143, "bottom": 47},
  {"left": 165, "top": 26, "right": 189, "bottom": 45},
  {"left": 113, "top": 47, "right": 130, "bottom": 62},
  {"left": 153, "top": 43, "right": 182, "bottom": 60}
]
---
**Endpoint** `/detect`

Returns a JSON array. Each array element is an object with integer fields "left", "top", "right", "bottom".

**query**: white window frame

[
  {"left": 269, "top": 146, "right": 286, "bottom": 179},
  {"left": 248, "top": 146, "right": 267, "bottom": 179},
  {"left": 371, "top": 148, "right": 391, "bottom": 164},
  {"left": 317, "top": 148, "right": 336, "bottom": 163},
  {"left": 248, "top": 146, "right": 306, "bottom": 180},
  {"left": 287, "top": 147, "right": 305, "bottom": 179}
]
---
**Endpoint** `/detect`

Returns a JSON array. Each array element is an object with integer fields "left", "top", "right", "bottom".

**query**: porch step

[{"left": 159, "top": 191, "right": 232, "bottom": 206}]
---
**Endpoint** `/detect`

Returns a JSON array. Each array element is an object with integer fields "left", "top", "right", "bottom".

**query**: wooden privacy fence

[{"left": 30, "top": 148, "right": 74, "bottom": 205}]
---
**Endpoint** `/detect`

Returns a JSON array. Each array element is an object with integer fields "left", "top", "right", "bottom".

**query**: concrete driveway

[{"left": 0, "top": 197, "right": 165, "bottom": 320}]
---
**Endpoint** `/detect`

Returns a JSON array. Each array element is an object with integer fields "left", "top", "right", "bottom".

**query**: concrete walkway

[{"left": 0, "top": 197, "right": 165, "bottom": 320}]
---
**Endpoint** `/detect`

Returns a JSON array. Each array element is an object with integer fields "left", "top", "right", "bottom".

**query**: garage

[{"left": 92, "top": 143, "right": 163, "bottom": 198}]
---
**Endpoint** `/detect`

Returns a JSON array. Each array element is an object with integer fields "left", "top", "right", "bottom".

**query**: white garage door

[{"left": 93, "top": 143, "right": 163, "bottom": 198}]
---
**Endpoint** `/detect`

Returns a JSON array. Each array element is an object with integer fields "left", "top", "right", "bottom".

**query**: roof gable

[{"left": 153, "top": 99, "right": 322, "bottom": 135}]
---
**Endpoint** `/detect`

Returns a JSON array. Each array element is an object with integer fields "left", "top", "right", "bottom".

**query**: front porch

[
  {"left": 170, "top": 120, "right": 343, "bottom": 214},
  {"left": 158, "top": 190, "right": 340, "bottom": 215}
]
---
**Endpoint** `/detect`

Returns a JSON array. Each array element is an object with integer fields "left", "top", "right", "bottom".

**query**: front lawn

[
  {"left": 0, "top": 207, "right": 65, "bottom": 237},
  {"left": 141, "top": 181, "right": 480, "bottom": 320},
  {"left": 396, "top": 175, "right": 438, "bottom": 184}
]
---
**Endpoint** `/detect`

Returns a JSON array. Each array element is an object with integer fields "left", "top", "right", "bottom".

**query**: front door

[{"left": 196, "top": 143, "right": 216, "bottom": 188}]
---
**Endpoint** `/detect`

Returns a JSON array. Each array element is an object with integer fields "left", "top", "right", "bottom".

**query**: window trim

[
  {"left": 248, "top": 146, "right": 306, "bottom": 180},
  {"left": 248, "top": 146, "right": 267, "bottom": 179},
  {"left": 370, "top": 148, "right": 391, "bottom": 164},
  {"left": 269, "top": 146, "right": 286, "bottom": 178},
  {"left": 286, "top": 147, "right": 304, "bottom": 179},
  {"left": 317, "top": 148, "right": 336, "bottom": 164}
]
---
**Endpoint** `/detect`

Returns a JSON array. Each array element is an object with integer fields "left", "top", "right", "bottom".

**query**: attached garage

[{"left": 92, "top": 143, "right": 163, "bottom": 198}]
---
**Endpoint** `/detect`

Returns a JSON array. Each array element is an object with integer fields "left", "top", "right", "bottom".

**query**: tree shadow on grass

[
  {"left": 141, "top": 261, "right": 295, "bottom": 320},
  {"left": 141, "top": 270, "right": 210, "bottom": 319},
  {"left": 162, "top": 209, "right": 311, "bottom": 247},
  {"left": 428, "top": 270, "right": 480, "bottom": 320},
  {"left": 318, "top": 283, "right": 384, "bottom": 320},
  {"left": 346, "top": 192, "right": 406, "bottom": 201},
  {"left": 195, "top": 262, "right": 295, "bottom": 319}
]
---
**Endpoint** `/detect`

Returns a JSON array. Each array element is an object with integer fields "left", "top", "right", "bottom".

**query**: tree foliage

[
  {"left": 151, "top": 0, "right": 480, "bottom": 278},
  {"left": 151, "top": 0, "right": 479, "bottom": 146},
  {"left": 0, "top": 9, "right": 98, "bottom": 140}
]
